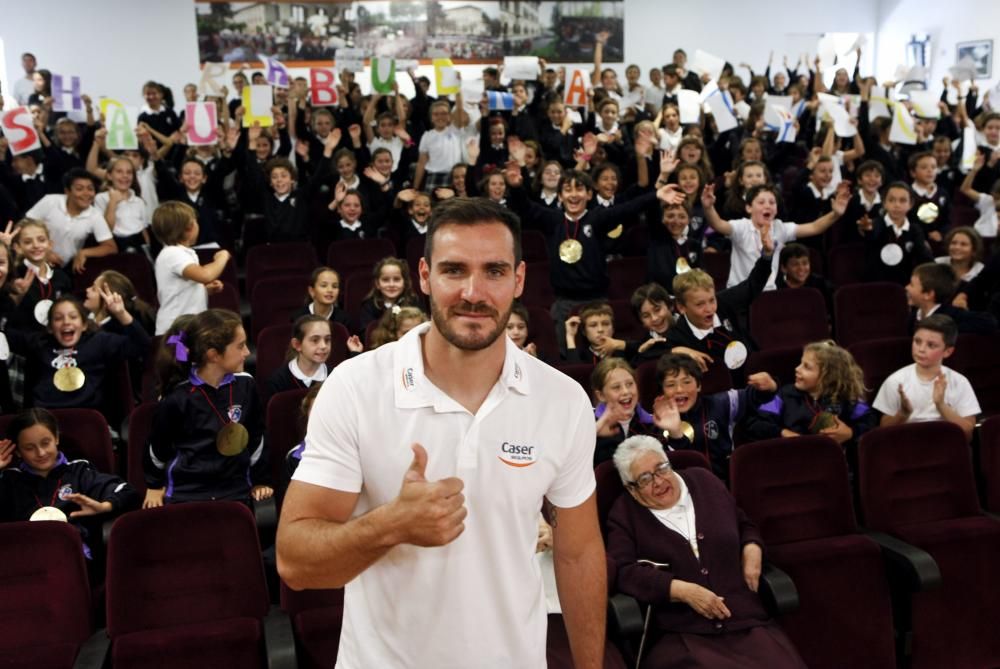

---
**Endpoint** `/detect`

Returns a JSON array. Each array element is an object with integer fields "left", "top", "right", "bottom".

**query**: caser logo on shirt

[{"left": 498, "top": 441, "right": 537, "bottom": 467}]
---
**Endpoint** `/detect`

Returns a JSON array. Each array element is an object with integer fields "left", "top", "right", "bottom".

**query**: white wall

[
  {"left": 875, "top": 0, "right": 1000, "bottom": 98},
  {"left": 3, "top": 0, "right": 882, "bottom": 107}
]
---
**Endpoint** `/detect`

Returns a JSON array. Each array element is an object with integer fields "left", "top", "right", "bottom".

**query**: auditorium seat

[
  {"left": 749, "top": 287, "right": 829, "bottom": 350},
  {"left": 608, "top": 299, "right": 644, "bottom": 342},
  {"left": 746, "top": 345, "right": 802, "bottom": 388},
  {"left": 208, "top": 281, "right": 242, "bottom": 314},
  {"left": 74, "top": 253, "right": 157, "bottom": 307},
  {"left": 979, "top": 415, "right": 1000, "bottom": 513},
  {"left": 555, "top": 363, "right": 595, "bottom": 401},
  {"left": 245, "top": 242, "right": 317, "bottom": 300},
  {"left": 125, "top": 401, "right": 156, "bottom": 497},
  {"left": 521, "top": 229, "right": 549, "bottom": 262},
  {"left": 522, "top": 261, "right": 557, "bottom": 309},
  {"left": 731, "top": 436, "right": 897, "bottom": 669},
  {"left": 607, "top": 257, "right": 647, "bottom": 301},
  {"left": 280, "top": 581, "right": 344, "bottom": 669},
  {"left": 266, "top": 388, "right": 309, "bottom": 498},
  {"left": 342, "top": 272, "right": 373, "bottom": 327},
  {"left": 255, "top": 322, "right": 349, "bottom": 402},
  {"left": 827, "top": 242, "right": 866, "bottom": 287},
  {"left": 326, "top": 238, "right": 396, "bottom": 286},
  {"left": 251, "top": 276, "right": 312, "bottom": 341},
  {"left": 859, "top": 422, "right": 1000, "bottom": 669},
  {"left": 948, "top": 333, "right": 1000, "bottom": 417},
  {"left": 698, "top": 251, "right": 730, "bottom": 291},
  {"left": 526, "top": 305, "right": 560, "bottom": 362},
  {"left": 104, "top": 502, "right": 296, "bottom": 668},
  {"left": 847, "top": 336, "right": 913, "bottom": 402},
  {"left": 834, "top": 282, "right": 908, "bottom": 347},
  {"left": 196, "top": 248, "right": 239, "bottom": 291}
]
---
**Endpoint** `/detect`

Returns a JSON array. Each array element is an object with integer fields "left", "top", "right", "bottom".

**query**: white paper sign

[
  {"left": 677, "top": 89, "right": 701, "bottom": 125},
  {"left": 949, "top": 56, "right": 978, "bottom": 83},
  {"left": 767, "top": 95, "right": 792, "bottom": 111},
  {"left": 701, "top": 82, "right": 738, "bottom": 133},
  {"left": 908, "top": 90, "right": 941, "bottom": 119},
  {"left": 822, "top": 100, "right": 857, "bottom": 137},
  {"left": 869, "top": 86, "right": 892, "bottom": 121},
  {"left": 563, "top": 69, "right": 590, "bottom": 108},
  {"left": 503, "top": 56, "right": 540, "bottom": 81},
  {"left": 764, "top": 104, "right": 797, "bottom": 143},
  {"left": 689, "top": 50, "right": 725, "bottom": 83},
  {"left": 889, "top": 103, "right": 917, "bottom": 145},
  {"left": 335, "top": 48, "right": 366, "bottom": 73},
  {"left": 0, "top": 107, "right": 41, "bottom": 155},
  {"left": 198, "top": 62, "right": 228, "bottom": 97}
]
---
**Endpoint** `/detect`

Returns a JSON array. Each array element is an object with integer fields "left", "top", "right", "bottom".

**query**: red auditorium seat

[
  {"left": 731, "top": 436, "right": 897, "bottom": 669},
  {"left": 326, "top": 238, "right": 396, "bottom": 285},
  {"left": 280, "top": 581, "right": 344, "bottom": 669},
  {"left": 698, "top": 251, "right": 730, "bottom": 291},
  {"left": 208, "top": 281, "right": 242, "bottom": 314},
  {"left": 833, "top": 282, "right": 908, "bottom": 347},
  {"left": 746, "top": 345, "right": 803, "bottom": 388},
  {"left": 0, "top": 522, "right": 99, "bottom": 668},
  {"left": 827, "top": 242, "right": 865, "bottom": 287},
  {"left": 125, "top": 401, "right": 156, "bottom": 497},
  {"left": 859, "top": 422, "right": 1000, "bottom": 669},
  {"left": 749, "top": 287, "right": 829, "bottom": 350},
  {"left": 342, "top": 272, "right": 373, "bottom": 327},
  {"left": 74, "top": 253, "right": 157, "bottom": 307},
  {"left": 948, "top": 333, "right": 1000, "bottom": 417},
  {"left": 847, "top": 336, "right": 913, "bottom": 402},
  {"left": 979, "top": 415, "right": 1000, "bottom": 513},
  {"left": 522, "top": 260, "right": 556, "bottom": 309},
  {"left": 608, "top": 299, "right": 644, "bottom": 342},
  {"left": 555, "top": 363, "right": 595, "bottom": 401},
  {"left": 266, "top": 388, "right": 309, "bottom": 497},
  {"left": 196, "top": 248, "right": 239, "bottom": 291},
  {"left": 245, "top": 242, "right": 317, "bottom": 300},
  {"left": 521, "top": 229, "right": 549, "bottom": 262},
  {"left": 607, "top": 257, "right": 647, "bottom": 301},
  {"left": 251, "top": 275, "right": 313, "bottom": 340},
  {"left": 104, "top": 502, "right": 296, "bottom": 668},
  {"left": 526, "top": 305, "right": 560, "bottom": 361}
]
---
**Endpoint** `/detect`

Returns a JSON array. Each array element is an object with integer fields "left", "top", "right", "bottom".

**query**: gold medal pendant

[
  {"left": 216, "top": 422, "right": 250, "bottom": 457},
  {"left": 675, "top": 257, "right": 691, "bottom": 275},
  {"left": 559, "top": 238, "right": 584, "bottom": 264},
  {"left": 606, "top": 224, "right": 623, "bottom": 239},
  {"left": 30, "top": 506, "right": 68, "bottom": 522},
  {"left": 53, "top": 367, "right": 85, "bottom": 392},
  {"left": 917, "top": 202, "right": 939, "bottom": 224},
  {"left": 679, "top": 421, "right": 695, "bottom": 442}
]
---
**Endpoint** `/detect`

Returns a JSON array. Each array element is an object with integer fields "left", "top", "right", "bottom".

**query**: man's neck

[{"left": 421, "top": 327, "right": 506, "bottom": 414}]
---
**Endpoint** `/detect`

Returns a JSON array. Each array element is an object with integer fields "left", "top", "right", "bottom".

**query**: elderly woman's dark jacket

[{"left": 606, "top": 467, "right": 769, "bottom": 635}]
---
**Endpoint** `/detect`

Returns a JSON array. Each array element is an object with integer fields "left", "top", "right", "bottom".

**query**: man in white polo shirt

[
  {"left": 278, "top": 198, "right": 606, "bottom": 669},
  {"left": 26, "top": 167, "right": 117, "bottom": 273}
]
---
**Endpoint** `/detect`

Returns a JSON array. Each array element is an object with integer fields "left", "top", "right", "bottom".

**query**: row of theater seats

[{"left": 5, "top": 410, "right": 1000, "bottom": 668}]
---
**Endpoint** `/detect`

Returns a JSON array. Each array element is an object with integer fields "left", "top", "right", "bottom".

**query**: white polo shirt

[
  {"left": 726, "top": 218, "right": 798, "bottom": 289},
  {"left": 154, "top": 245, "right": 206, "bottom": 335},
  {"left": 94, "top": 190, "right": 149, "bottom": 237},
  {"left": 295, "top": 321, "right": 596, "bottom": 669},
  {"left": 26, "top": 194, "right": 113, "bottom": 264}
]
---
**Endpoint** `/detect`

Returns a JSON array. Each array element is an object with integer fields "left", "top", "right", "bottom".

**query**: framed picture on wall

[{"left": 957, "top": 39, "right": 993, "bottom": 79}]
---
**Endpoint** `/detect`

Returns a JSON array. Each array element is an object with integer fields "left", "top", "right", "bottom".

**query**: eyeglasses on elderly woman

[{"left": 627, "top": 460, "right": 673, "bottom": 490}]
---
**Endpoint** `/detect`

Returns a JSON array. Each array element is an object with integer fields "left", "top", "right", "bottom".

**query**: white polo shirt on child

[
  {"left": 26, "top": 194, "right": 113, "bottom": 264},
  {"left": 972, "top": 192, "right": 998, "bottom": 238},
  {"left": 295, "top": 321, "right": 596, "bottom": 669},
  {"left": 418, "top": 125, "right": 469, "bottom": 173},
  {"left": 873, "top": 363, "right": 981, "bottom": 422},
  {"left": 154, "top": 245, "right": 207, "bottom": 335},
  {"left": 726, "top": 218, "right": 798, "bottom": 289},
  {"left": 94, "top": 190, "right": 149, "bottom": 237}
]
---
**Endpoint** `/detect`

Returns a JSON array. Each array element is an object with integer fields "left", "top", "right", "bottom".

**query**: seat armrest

[
  {"left": 607, "top": 593, "right": 644, "bottom": 640},
  {"left": 759, "top": 563, "right": 798, "bottom": 615},
  {"left": 73, "top": 629, "right": 110, "bottom": 669},
  {"left": 264, "top": 605, "right": 298, "bottom": 669},
  {"left": 255, "top": 496, "right": 278, "bottom": 548},
  {"left": 862, "top": 529, "right": 941, "bottom": 592}
]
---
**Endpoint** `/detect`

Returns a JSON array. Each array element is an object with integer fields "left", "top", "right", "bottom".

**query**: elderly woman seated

[{"left": 606, "top": 435, "right": 805, "bottom": 669}]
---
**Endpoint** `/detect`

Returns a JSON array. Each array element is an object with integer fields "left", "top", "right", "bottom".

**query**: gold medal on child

[
  {"left": 30, "top": 506, "right": 68, "bottom": 522},
  {"left": 724, "top": 341, "right": 748, "bottom": 370},
  {"left": 216, "top": 422, "right": 250, "bottom": 457},
  {"left": 606, "top": 224, "right": 623, "bottom": 239},
  {"left": 916, "top": 202, "right": 939, "bottom": 224},
  {"left": 34, "top": 299, "right": 53, "bottom": 326},
  {"left": 558, "top": 238, "right": 583, "bottom": 264},
  {"left": 675, "top": 257, "right": 691, "bottom": 275},
  {"left": 679, "top": 421, "right": 695, "bottom": 442},
  {"left": 53, "top": 367, "right": 85, "bottom": 392}
]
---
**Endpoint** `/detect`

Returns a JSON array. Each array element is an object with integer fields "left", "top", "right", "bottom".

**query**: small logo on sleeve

[{"left": 498, "top": 441, "right": 537, "bottom": 467}]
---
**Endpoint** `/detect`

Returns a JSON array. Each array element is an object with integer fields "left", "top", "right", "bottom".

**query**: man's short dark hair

[
  {"left": 424, "top": 197, "right": 522, "bottom": 266},
  {"left": 62, "top": 167, "right": 99, "bottom": 191},
  {"left": 913, "top": 262, "right": 958, "bottom": 305},
  {"left": 655, "top": 353, "right": 703, "bottom": 388},
  {"left": 915, "top": 314, "right": 959, "bottom": 348}
]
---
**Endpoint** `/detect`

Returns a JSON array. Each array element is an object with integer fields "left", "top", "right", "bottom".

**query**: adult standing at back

[
  {"left": 278, "top": 197, "right": 606, "bottom": 669},
  {"left": 12, "top": 53, "right": 38, "bottom": 105}
]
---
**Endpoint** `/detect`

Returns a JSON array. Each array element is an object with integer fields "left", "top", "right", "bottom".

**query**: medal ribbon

[
  {"left": 33, "top": 477, "right": 63, "bottom": 510},
  {"left": 563, "top": 215, "right": 581, "bottom": 242},
  {"left": 51, "top": 348, "right": 78, "bottom": 369},
  {"left": 196, "top": 384, "right": 237, "bottom": 428}
]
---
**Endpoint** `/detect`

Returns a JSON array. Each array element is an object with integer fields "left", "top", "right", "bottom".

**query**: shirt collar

[
  {"left": 188, "top": 369, "right": 235, "bottom": 387},
  {"left": 411, "top": 218, "right": 428, "bottom": 234},
  {"left": 685, "top": 313, "right": 722, "bottom": 340},
  {"left": 393, "top": 321, "right": 530, "bottom": 410},
  {"left": 289, "top": 358, "right": 328, "bottom": 384},
  {"left": 912, "top": 182, "right": 937, "bottom": 198},
  {"left": 860, "top": 190, "right": 881, "bottom": 209},
  {"left": 23, "top": 258, "right": 51, "bottom": 284},
  {"left": 885, "top": 214, "right": 910, "bottom": 236},
  {"left": 597, "top": 194, "right": 614, "bottom": 207},
  {"left": 22, "top": 163, "right": 44, "bottom": 181},
  {"left": 807, "top": 181, "right": 835, "bottom": 199},
  {"left": 340, "top": 218, "right": 362, "bottom": 232}
]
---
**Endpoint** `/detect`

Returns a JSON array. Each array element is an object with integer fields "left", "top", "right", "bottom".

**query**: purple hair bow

[{"left": 167, "top": 333, "right": 189, "bottom": 363}]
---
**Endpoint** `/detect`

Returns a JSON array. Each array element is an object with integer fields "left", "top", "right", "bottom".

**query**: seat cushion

[
  {"left": 0, "top": 642, "right": 82, "bottom": 669},
  {"left": 895, "top": 516, "right": 1000, "bottom": 669},
  {"left": 112, "top": 617, "right": 263, "bottom": 669},
  {"left": 768, "top": 535, "right": 895, "bottom": 669},
  {"left": 294, "top": 606, "right": 343, "bottom": 669}
]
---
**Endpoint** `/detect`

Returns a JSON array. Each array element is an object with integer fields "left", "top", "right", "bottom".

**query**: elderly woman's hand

[
  {"left": 742, "top": 543, "right": 763, "bottom": 592},
  {"left": 671, "top": 580, "right": 732, "bottom": 620}
]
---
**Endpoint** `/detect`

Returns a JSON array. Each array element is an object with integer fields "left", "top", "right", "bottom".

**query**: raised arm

[
  {"left": 796, "top": 182, "right": 850, "bottom": 237},
  {"left": 363, "top": 92, "right": 380, "bottom": 144},
  {"left": 961, "top": 152, "right": 985, "bottom": 201},
  {"left": 700, "top": 183, "right": 734, "bottom": 236}
]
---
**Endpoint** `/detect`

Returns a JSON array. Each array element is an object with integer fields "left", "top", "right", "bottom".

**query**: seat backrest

[
  {"left": 521, "top": 261, "right": 555, "bottom": 309},
  {"left": 859, "top": 422, "right": 981, "bottom": 532},
  {"left": 608, "top": 299, "right": 644, "bottom": 342},
  {"left": 555, "top": 363, "right": 595, "bottom": 402},
  {"left": 607, "top": 257, "right": 648, "bottom": 301},
  {"left": 196, "top": 249, "right": 239, "bottom": 291},
  {"left": 520, "top": 229, "right": 549, "bottom": 263},
  {"left": 731, "top": 436, "right": 857, "bottom": 544},
  {"left": 635, "top": 360, "right": 659, "bottom": 412},
  {"left": 979, "top": 416, "right": 1000, "bottom": 513},
  {"left": 267, "top": 388, "right": 309, "bottom": 492},
  {"left": 526, "top": 306, "right": 560, "bottom": 362},
  {"left": 246, "top": 242, "right": 318, "bottom": 298},
  {"left": 0, "top": 522, "right": 91, "bottom": 650},
  {"left": 125, "top": 402, "right": 157, "bottom": 496},
  {"left": 750, "top": 288, "right": 828, "bottom": 350},
  {"left": 949, "top": 333, "right": 1000, "bottom": 417},
  {"left": 255, "top": 324, "right": 294, "bottom": 395},
  {"left": 251, "top": 275, "right": 313, "bottom": 340},
  {"left": 326, "top": 238, "right": 396, "bottom": 284},
  {"left": 746, "top": 346, "right": 802, "bottom": 389},
  {"left": 279, "top": 579, "right": 344, "bottom": 617},
  {"left": 106, "top": 502, "right": 269, "bottom": 636},
  {"left": 698, "top": 251, "right": 730, "bottom": 291},
  {"left": 343, "top": 272, "right": 373, "bottom": 326},
  {"left": 834, "top": 282, "right": 908, "bottom": 347},
  {"left": 405, "top": 235, "right": 425, "bottom": 276},
  {"left": 827, "top": 242, "right": 866, "bottom": 287},
  {"left": 847, "top": 336, "right": 914, "bottom": 402},
  {"left": 208, "top": 281, "right": 242, "bottom": 314}
]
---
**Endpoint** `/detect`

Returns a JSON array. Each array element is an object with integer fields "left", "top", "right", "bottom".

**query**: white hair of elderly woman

[{"left": 612, "top": 435, "right": 668, "bottom": 485}]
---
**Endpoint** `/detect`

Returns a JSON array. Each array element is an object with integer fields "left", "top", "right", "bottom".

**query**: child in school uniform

[
  {"left": 835, "top": 160, "right": 884, "bottom": 246},
  {"left": 873, "top": 314, "right": 980, "bottom": 442},
  {"left": 93, "top": 154, "right": 150, "bottom": 254},
  {"left": 143, "top": 309, "right": 272, "bottom": 507},
  {"left": 290, "top": 266, "right": 353, "bottom": 333},
  {"left": 4, "top": 293, "right": 149, "bottom": 410},
  {"left": 6, "top": 219, "right": 72, "bottom": 333},
  {"left": 859, "top": 182, "right": 934, "bottom": 285},
  {"left": 647, "top": 201, "right": 703, "bottom": 293},
  {"left": 327, "top": 184, "right": 374, "bottom": 241},
  {"left": 905, "top": 262, "right": 997, "bottom": 335},
  {"left": 774, "top": 243, "right": 834, "bottom": 316},
  {"left": 564, "top": 302, "right": 627, "bottom": 364},
  {"left": 414, "top": 96, "right": 471, "bottom": 192},
  {"left": 357, "top": 257, "right": 421, "bottom": 334},
  {"left": 908, "top": 151, "right": 951, "bottom": 243},
  {"left": 959, "top": 152, "right": 1000, "bottom": 239},
  {"left": 591, "top": 358, "right": 661, "bottom": 465},
  {"left": 368, "top": 305, "right": 428, "bottom": 349},
  {"left": 264, "top": 315, "right": 332, "bottom": 406},
  {"left": 505, "top": 301, "right": 538, "bottom": 358},
  {"left": 653, "top": 352, "right": 777, "bottom": 482},
  {"left": 746, "top": 341, "right": 876, "bottom": 444},
  {"left": 151, "top": 201, "right": 230, "bottom": 335},
  {"left": 939, "top": 227, "right": 988, "bottom": 311},
  {"left": 391, "top": 189, "right": 433, "bottom": 248}
]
